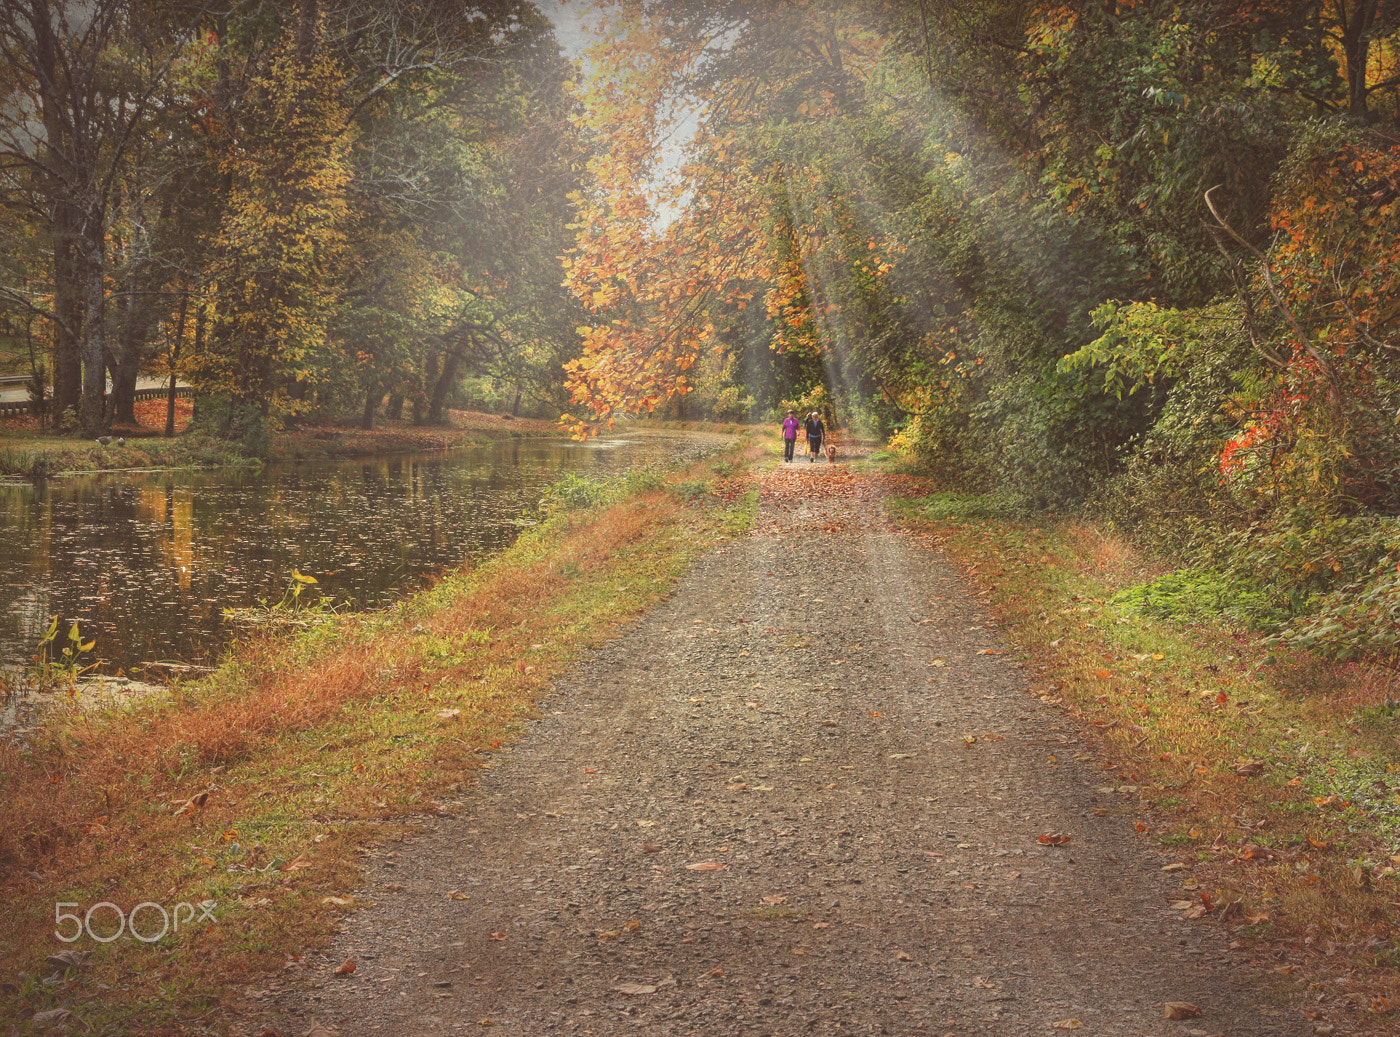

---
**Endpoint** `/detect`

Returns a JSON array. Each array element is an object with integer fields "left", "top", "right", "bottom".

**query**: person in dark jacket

[{"left": 804, "top": 412, "right": 825, "bottom": 462}]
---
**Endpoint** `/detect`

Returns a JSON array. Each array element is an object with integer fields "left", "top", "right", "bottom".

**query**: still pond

[{"left": 0, "top": 432, "right": 721, "bottom": 685}]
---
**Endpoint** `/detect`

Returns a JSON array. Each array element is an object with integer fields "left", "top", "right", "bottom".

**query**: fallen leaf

[
  {"left": 974, "top": 977, "right": 994, "bottom": 988},
  {"left": 1235, "top": 760, "right": 1265, "bottom": 778},
  {"left": 332, "top": 958, "right": 356, "bottom": 975},
  {"left": 45, "top": 950, "right": 90, "bottom": 971},
  {"left": 612, "top": 982, "right": 657, "bottom": 996},
  {"left": 636, "top": 819, "right": 658, "bottom": 828},
  {"left": 436, "top": 708, "right": 461, "bottom": 720},
  {"left": 1037, "top": 834, "right": 1072, "bottom": 846},
  {"left": 321, "top": 896, "right": 355, "bottom": 906},
  {"left": 1162, "top": 1001, "right": 1201, "bottom": 1019},
  {"left": 685, "top": 861, "right": 725, "bottom": 871},
  {"left": 283, "top": 855, "right": 314, "bottom": 872},
  {"left": 302, "top": 1022, "right": 339, "bottom": 1037},
  {"left": 761, "top": 894, "right": 789, "bottom": 905},
  {"left": 1051, "top": 1020, "right": 1082, "bottom": 1030},
  {"left": 174, "top": 790, "right": 211, "bottom": 814},
  {"left": 445, "top": 891, "right": 470, "bottom": 900},
  {"left": 928, "top": 658, "right": 946, "bottom": 667},
  {"left": 487, "top": 932, "right": 507, "bottom": 940},
  {"left": 641, "top": 844, "right": 662, "bottom": 853},
  {"left": 895, "top": 949, "right": 914, "bottom": 961}
]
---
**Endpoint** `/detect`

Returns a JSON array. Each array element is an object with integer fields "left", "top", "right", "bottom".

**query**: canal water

[{"left": 0, "top": 432, "right": 722, "bottom": 685}]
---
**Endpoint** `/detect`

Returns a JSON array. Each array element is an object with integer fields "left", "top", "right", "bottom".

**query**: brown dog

[{"left": 825, "top": 442, "right": 837, "bottom": 463}]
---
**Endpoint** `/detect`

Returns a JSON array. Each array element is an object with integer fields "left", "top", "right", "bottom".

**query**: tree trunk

[
  {"left": 385, "top": 393, "right": 404, "bottom": 420},
  {"left": 78, "top": 219, "right": 109, "bottom": 437},
  {"left": 360, "top": 383, "right": 378, "bottom": 430},
  {"left": 112, "top": 281, "right": 158, "bottom": 424},
  {"left": 31, "top": 8, "right": 81, "bottom": 419},
  {"left": 51, "top": 202, "right": 83, "bottom": 418},
  {"left": 166, "top": 291, "right": 188, "bottom": 437},
  {"left": 415, "top": 353, "right": 439, "bottom": 426},
  {"left": 298, "top": 0, "right": 320, "bottom": 63},
  {"left": 511, "top": 384, "right": 523, "bottom": 416},
  {"left": 428, "top": 352, "right": 462, "bottom": 424},
  {"left": 1342, "top": 0, "right": 1382, "bottom": 119},
  {"left": 189, "top": 303, "right": 209, "bottom": 426},
  {"left": 111, "top": 354, "right": 139, "bottom": 424}
]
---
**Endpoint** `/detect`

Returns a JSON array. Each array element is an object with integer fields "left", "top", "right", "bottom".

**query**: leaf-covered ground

[{"left": 262, "top": 456, "right": 1309, "bottom": 1036}]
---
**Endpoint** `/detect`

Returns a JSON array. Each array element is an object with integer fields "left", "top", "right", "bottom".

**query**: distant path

[{"left": 265, "top": 458, "right": 1304, "bottom": 1036}]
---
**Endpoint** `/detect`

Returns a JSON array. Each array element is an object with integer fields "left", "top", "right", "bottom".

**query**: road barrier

[{"left": 0, "top": 387, "right": 188, "bottom": 419}]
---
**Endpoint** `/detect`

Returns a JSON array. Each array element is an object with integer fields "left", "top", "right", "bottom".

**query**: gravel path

[{"left": 264, "top": 460, "right": 1306, "bottom": 1037}]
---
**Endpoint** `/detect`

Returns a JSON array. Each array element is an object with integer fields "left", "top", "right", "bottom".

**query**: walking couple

[{"left": 782, "top": 410, "right": 830, "bottom": 463}]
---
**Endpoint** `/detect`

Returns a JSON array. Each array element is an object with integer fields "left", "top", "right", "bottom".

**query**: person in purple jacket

[{"left": 781, "top": 410, "right": 800, "bottom": 462}]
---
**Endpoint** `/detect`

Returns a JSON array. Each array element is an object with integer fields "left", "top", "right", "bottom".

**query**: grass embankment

[
  {"left": 0, "top": 434, "right": 258, "bottom": 479},
  {"left": 882, "top": 474, "right": 1400, "bottom": 1030},
  {"left": 0, "top": 408, "right": 567, "bottom": 478},
  {"left": 0, "top": 439, "right": 760, "bottom": 1034}
]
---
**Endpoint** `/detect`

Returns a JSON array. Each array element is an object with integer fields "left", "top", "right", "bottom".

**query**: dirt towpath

[{"left": 266, "top": 460, "right": 1305, "bottom": 1036}]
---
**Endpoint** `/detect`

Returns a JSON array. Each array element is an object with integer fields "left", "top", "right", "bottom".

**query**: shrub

[{"left": 537, "top": 474, "right": 613, "bottom": 516}]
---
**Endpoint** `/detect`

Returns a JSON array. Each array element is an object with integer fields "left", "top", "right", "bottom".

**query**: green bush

[
  {"left": 537, "top": 474, "right": 613, "bottom": 516},
  {"left": 1111, "top": 568, "right": 1283, "bottom": 629},
  {"left": 670, "top": 480, "right": 711, "bottom": 502}
]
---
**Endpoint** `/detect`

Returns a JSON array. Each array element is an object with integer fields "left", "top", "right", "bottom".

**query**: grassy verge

[
  {"left": 0, "top": 411, "right": 568, "bottom": 477},
  {"left": 0, "top": 434, "right": 257, "bottom": 479},
  {"left": 881, "top": 478, "right": 1400, "bottom": 1030},
  {"left": 0, "top": 437, "right": 761, "bottom": 1034}
]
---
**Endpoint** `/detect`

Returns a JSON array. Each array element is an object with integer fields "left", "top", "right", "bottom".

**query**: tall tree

[{"left": 0, "top": 0, "right": 190, "bottom": 434}]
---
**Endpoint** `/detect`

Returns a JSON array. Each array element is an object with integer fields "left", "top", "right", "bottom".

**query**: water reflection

[{"left": 0, "top": 434, "right": 712, "bottom": 673}]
